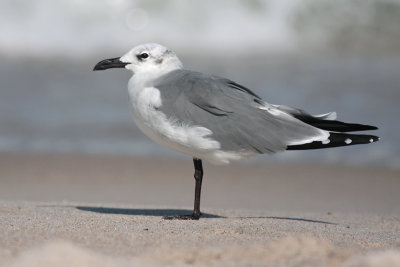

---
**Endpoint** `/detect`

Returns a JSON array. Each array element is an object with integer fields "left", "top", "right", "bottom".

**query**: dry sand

[{"left": 0, "top": 153, "right": 399, "bottom": 266}]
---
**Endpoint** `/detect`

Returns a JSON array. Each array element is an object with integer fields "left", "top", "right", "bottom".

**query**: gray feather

[{"left": 153, "top": 70, "right": 326, "bottom": 154}]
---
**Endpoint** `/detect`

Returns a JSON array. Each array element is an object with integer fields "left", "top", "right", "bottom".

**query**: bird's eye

[{"left": 137, "top": 52, "right": 149, "bottom": 60}]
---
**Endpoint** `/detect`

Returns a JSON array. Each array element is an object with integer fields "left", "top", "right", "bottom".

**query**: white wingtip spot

[
  {"left": 345, "top": 138, "right": 352, "bottom": 144},
  {"left": 322, "top": 139, "right": 330, "bottom": 144},
  {"left": 369, "top": 138, "right": 373, "bottom": 143}
]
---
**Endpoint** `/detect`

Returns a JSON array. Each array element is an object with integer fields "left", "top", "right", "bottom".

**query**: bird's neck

[{"left": 131, "top": 65, "right": 181, "bottom": 88}]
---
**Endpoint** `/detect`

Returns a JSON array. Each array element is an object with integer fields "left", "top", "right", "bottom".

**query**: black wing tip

[
  {"left": 341, "top": 123, "right": 378, "bottom": 132},
  {"left": 287, "top": 133, "right": 380, "bottom": 151},
  {"left": 293, "top": 114, "right": 379, "bottom": 132},
  {"left": 360, "top": 124, "right": 378, "bottom": 131}
]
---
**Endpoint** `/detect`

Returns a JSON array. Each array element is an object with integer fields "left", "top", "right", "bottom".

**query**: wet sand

[{"left": 0, "top": 153, "right": 399, "bottom": 266}]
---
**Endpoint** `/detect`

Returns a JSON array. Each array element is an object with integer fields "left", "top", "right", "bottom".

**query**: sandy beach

[{"left": 1, "top": 153, "right": 399, "bottom": 266}]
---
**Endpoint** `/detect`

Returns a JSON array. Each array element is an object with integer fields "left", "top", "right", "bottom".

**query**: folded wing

[{"left": 154, "top": 70, "right": 333, "bottom": 154}]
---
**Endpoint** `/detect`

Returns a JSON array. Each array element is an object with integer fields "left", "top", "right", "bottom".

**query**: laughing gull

[{"left": 93, "top": 43, "right": 379, "bottom": 220}]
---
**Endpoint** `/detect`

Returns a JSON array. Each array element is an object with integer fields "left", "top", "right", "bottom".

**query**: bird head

[{"left": 93, "top": 43, "right": 183, "bottom": 76}]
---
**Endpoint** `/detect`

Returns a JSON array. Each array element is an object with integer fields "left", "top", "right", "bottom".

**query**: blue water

[{"left": 1, "top": 54, "right": 398, "bottom": 169}]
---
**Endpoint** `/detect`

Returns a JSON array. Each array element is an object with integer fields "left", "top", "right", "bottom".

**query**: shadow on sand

[
  {"left": 239, "top": 216, "right": 337, "bottom": 225},
  {"left": 75, "top": 206, "right": 336, "bottom": 224},
  {"left": 76, "top": 206, "right": 223, "bottom": 218}
]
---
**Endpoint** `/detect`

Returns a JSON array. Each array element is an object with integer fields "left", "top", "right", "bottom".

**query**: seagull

[{"left": 93, "top": 43, "right": 379, "bottom": 220}]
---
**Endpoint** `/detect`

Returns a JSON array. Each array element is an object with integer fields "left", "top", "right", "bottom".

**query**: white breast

[{"left": 127, "top": 85, "right": 254, "bottom": 164}]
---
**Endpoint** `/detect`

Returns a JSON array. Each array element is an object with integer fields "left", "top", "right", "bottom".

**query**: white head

[{"left": 93, "top": 43, "right": 183, "bottom": 76}]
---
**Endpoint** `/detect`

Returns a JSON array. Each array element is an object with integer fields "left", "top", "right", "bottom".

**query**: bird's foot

[{"left": 163, "top": 213, "right": 200, "bottom": 220}]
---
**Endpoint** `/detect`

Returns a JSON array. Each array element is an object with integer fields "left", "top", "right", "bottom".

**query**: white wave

[{"left": 1, "top": 0, "right": 399, "bottom": 57}]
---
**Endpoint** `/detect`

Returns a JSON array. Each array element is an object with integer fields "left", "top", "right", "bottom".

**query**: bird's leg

[
  {"left": 192, "top": 158, "right": 203, "bottom": 219},
  {"left": 163, "top": 158, "right": 203, "bottom": 220}
]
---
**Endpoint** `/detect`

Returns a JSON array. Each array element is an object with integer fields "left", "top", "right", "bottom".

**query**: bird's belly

[
  {"left": 128, "top": 86, "right": 218, "bottom": 156},
  {"left": 131, "top": 108, "right": 217, "bottom": 158},
  {"left": 131, "top": 109, "right": 256, "bottom": 164}
]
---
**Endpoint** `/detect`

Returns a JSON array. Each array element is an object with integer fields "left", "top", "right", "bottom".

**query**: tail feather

[
  {"left": 287, "top": 132, "right": 379, "bottom": 150},
  {"left": 293, "top": 115, "right": 378, "bottom": 132},
  {"left": 272, "top": 104, "right": 377, "bottom": 132}
]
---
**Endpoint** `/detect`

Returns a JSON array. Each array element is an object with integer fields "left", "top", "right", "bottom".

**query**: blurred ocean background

[{"left": 0, "top": 0, "right": 399, "bottom": 169}]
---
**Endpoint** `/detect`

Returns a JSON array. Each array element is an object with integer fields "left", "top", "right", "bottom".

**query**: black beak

[{"left": 93, "top": 57, "right": 128, "bottom": 71}]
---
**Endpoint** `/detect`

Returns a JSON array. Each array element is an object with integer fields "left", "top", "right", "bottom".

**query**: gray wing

[{"left": 154, "top": 70, "right": 328, "bottom": 154}]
